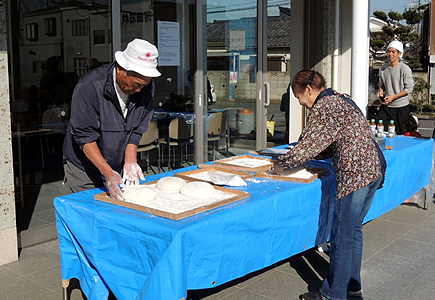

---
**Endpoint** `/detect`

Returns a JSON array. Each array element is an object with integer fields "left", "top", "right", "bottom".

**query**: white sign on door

[{"left": 157, "top": 21, "right": 180, "bottom": 66}]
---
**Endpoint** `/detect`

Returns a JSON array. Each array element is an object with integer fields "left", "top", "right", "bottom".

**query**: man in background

[{"left": 378, "top": 40, "right": 414, "bottom": 135}]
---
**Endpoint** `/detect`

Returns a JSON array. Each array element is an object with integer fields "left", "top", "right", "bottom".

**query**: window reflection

[{"left": 10, "top": 0, "right": 111, "bottom": 234}]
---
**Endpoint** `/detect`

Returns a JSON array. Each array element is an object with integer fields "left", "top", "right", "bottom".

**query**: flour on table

[
  {"left": 246, "top": 177, "right": 267, "bottom": 184},
  {"left": 219, "top": 158, "right": 271, "bottom": 168},
  {"left": 122, "top": 181, "right": 235, "bottom": 214}
]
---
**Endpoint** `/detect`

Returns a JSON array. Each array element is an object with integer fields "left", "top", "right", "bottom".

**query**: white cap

[
  {"left": 387, "top": 40, "right": 404, "bottom": 58},
  {"left": 115, "top": 39, "right": 161, "bottom": 77}
]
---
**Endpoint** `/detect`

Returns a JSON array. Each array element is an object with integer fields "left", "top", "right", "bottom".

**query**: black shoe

[{"left": 300, "top": 291, "right": 329, "bottom": 300}]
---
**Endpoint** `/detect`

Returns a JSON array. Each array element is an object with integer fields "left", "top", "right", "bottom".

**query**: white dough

[
  {"left": 114, "top": 181, "right": 235, "bottom": 215},
  {"left": 180, "top": 181, "right": 215, "bottom": 199},
  {"left": 188, "top": 171, "right": 247, "bottom": 186},
  {"left": 221, "top": 158, "right": 271, "bottom": 168},
  {"left": 281, "top": 166, "right": 314, "bottom": 179},
  {"left": 123, "top": 185, "right": 157, "bottom": 205},
  {"left": 156, "top": 176, "right": 187, "bottom": 191}
]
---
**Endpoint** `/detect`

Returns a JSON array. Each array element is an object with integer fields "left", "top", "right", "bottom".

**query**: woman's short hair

[{"left": 291, "top": 70, "right": 326, "bottom": 95}]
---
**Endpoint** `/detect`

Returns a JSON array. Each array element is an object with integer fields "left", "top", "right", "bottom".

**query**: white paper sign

[{"left": 157, "top": 21, "right": 180, "bottom": 66}]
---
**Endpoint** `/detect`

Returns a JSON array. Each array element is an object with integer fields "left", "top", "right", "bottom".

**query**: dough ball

[
  {"left": 180, "top": 181, "right": 215, "bottom": 199},
  {"left": 123, "top": 185, "right": 157, "bottom": 205},
  {"left": 156, "top": 176, "right": 187, "bottom": 191}
]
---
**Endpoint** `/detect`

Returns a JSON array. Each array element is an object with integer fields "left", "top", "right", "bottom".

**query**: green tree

[
  {"left": 388, "top": 11, "right": 403, "bottom": 25},
  {"left": 403, "top": 8, "right": 423, "bottom": 28},
  {"left": 410, "top": 77, "right": 431, "bottom": 115},
  {"left": 373, "top": 11, "right": 387, "bottom": 22}
]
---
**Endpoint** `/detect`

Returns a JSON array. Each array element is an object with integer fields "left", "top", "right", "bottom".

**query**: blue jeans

[{"left": 320, "top": 176, "right": 382, "bottom": 300}]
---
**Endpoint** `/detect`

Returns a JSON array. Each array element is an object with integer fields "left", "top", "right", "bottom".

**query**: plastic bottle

[
  {"left": 377, "top": 120, "right": 384, "bottom": 137},
  {"left": 388, "top": 120, "right": 395, "bottom": 138},
  {"left": 370, "top": 119, "right": 376, "bottom": 136}
]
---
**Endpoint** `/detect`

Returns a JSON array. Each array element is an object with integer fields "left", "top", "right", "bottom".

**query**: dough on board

[
  {"left": 180, "top": 181, "right": 215, "bottom": 199},
  {"left": 156, "top": 176, "right": 187, "bottom": 191},
  {"left": 123, "top": 185, "right": 157, "bottom": 204},
  {"left": 281, "top": 166, "right": 314, "bottom": 179}
]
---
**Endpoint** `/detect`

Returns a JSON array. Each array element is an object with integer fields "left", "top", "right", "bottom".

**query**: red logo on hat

[{"left": 138, "top": 52, "right": 156, "bottom": 62}]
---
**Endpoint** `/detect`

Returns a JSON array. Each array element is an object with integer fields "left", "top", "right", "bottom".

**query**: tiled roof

[
  {"left": 267, "top": 17, "right": 291, "bottom": 47},
  {"left": 207, "top": 16, "right": 291, "bottom": 48}
]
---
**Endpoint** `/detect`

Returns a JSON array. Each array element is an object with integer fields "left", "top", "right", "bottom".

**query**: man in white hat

[
  {"left": 377, "top": 40, "right": 414, "bottom": 135},
  {"left": 63, "top": 39, "right": 161, "bottom": 200}
]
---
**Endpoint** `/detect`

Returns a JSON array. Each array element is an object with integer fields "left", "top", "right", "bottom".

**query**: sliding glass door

[{"left": 205, "top": 0, "right": 269, "bottom": 154}]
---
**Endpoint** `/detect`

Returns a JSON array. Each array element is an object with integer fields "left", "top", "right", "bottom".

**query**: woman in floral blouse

[{"left": 274, "top": 70, "right": 386, "bottom": 300}]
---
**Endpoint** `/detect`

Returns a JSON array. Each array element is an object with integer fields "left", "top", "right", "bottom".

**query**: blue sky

[
  {"left": 369, "top": 0, "right": 427, "bottom": 16},
  {"left": 22, "top": 0, "right": 427, "bottom": 20},
  {"left": 206, "top": 0, "right": 426, "bottom": 22}
]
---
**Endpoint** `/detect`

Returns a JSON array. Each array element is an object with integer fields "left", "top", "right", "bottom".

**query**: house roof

[
  {"left": 207, "top": 16, "right": 291, "bottom": 48},
  {"left": 22, "top": 1, "right": 109, "bottom": 17},
  {"left": 370, "top": 17, "right": 387, "bottom": 33}
]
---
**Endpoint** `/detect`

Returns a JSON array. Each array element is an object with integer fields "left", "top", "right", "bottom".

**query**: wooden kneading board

[
  {"left": 94, "top": 180, "right": 250, "bottom": 221},
  {"left": 255, "top": 167, "right": 326, "bottom": 184},
  {"left": 174, "top": 166, "right": 254, "bottom": 184},
  {"left": 200, "top": 155, "right": 274, "bottom": 173}
]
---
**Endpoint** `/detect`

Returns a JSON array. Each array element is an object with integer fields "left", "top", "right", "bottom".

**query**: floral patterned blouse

[{"left": 278, "top": 89, "right": 382, "bottom": 200}]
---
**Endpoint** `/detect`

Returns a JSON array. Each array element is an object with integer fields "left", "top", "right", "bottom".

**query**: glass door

[
  {"left": 119, "top": 0, "right": 195, "bottom": 110},
  {"left": 119, "top": 0, "right": 199, "bottom": 168},
  {"left": 206, "top": 0, "right": 268, "bottom": 155},
  {"left": 9, "top": 0, "right": 112, "bottom": 246}
]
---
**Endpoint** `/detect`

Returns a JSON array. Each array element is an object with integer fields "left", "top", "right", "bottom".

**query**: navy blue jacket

[{"left": 63, "top": 62, "right": 155, "bottom": 179}]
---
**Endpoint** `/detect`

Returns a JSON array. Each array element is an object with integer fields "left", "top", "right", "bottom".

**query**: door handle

[{"left": 264, "top": 81, "right": 270, "bottom": 106}]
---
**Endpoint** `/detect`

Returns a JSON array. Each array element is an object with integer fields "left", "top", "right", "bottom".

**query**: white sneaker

[{"left": 317, "top": 243, "right": 329, "bottom": 252}]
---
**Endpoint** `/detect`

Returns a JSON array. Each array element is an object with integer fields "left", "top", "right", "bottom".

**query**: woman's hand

[{"left": 274, "top": 161, "right": 285, "bottom": 175}]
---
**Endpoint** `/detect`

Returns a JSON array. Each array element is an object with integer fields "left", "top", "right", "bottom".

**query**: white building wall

[
  {"left": 341, "top": 1, "right": 353, "bottom": 96},
  {"left": 287, "top": 0, "right": 367, "bottom": 142},
  {"left": 0, "top": 0, "right": 18, "bottom": 266}
]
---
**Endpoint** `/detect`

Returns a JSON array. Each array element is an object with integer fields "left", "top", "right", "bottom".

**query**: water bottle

[
  {"left": 370, "top": 119, "right": 376, "bottom": 136},
  {"left": 377, "top": 120, "right": 385, "bottom": 137},
  {"left": 388, "top": 120, "right": 395, "bottom": 138}
]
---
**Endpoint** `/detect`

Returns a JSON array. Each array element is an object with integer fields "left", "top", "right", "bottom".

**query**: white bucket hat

[
  {"left": 387, "top": 40, "right": 404, "bottom": 58},
  {"left": 115, "top": 39, "right": 161, "bottom": 77}
]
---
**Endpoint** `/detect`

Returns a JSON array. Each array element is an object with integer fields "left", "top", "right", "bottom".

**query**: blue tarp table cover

[{"left": 54, "top": 136, "right": 433, "bottom": 300}]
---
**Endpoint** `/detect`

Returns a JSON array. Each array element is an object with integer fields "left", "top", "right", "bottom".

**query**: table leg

[{"left": 62, "top": 279, "right": 70, "bottom": 300}]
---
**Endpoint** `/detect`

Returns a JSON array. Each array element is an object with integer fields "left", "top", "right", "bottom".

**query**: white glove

[{"left": 122, "top": 162, "right": 145, "bottom": 186}]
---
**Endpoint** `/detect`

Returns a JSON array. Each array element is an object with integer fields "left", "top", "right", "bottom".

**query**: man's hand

[
  {"left": 122, "top": 162, "right": 145, "bottom": 186},
  {"left": 383, "top": 95, "right": 395, "bottom": 105},
  {"left": 106, "top": 171, "right": 124, "bottom": 200},
  {"left": 274, "top": 161, "right": 285, "bottom": 175}
]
